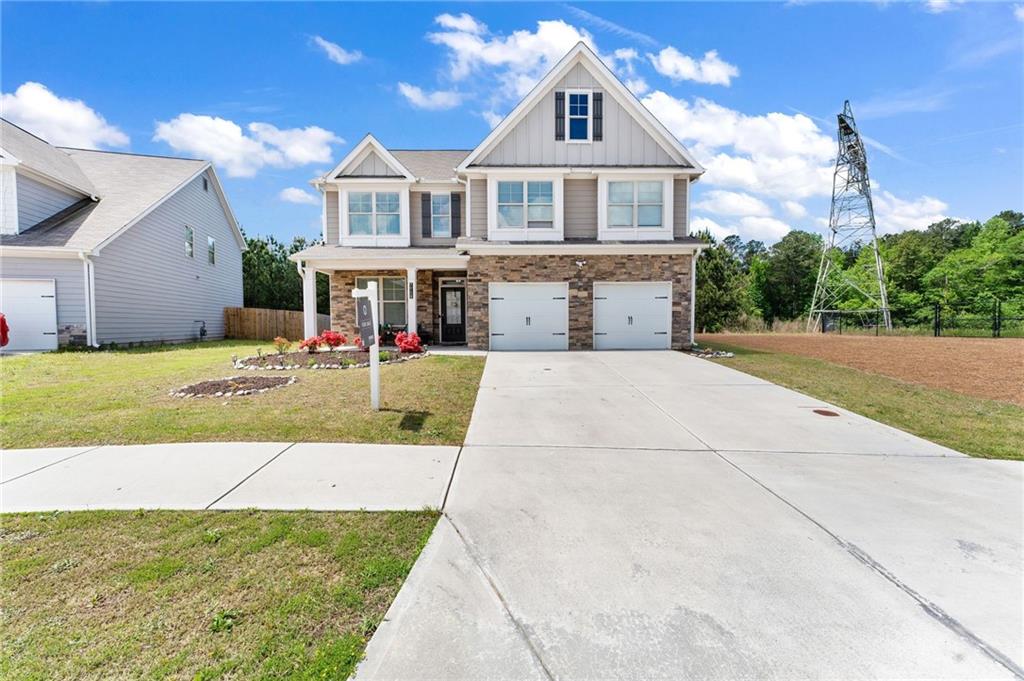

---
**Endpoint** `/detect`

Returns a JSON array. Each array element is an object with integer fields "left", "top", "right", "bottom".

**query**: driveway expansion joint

[
  {"left": 716, "top": 450, "right": 1024, "bottom": 680},
  {"left": 0, "top": 445, "right": 103, "bottom": 485},
  {"left": 204, "top": 442, "right": 297, "bottom": 510}
]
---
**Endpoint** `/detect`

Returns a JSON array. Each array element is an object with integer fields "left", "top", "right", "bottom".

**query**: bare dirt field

[{"left": 701, "top": 334, "right": 1024, "bottom": 406}]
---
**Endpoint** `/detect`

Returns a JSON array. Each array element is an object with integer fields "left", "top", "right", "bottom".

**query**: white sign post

[{"left": 352, "top": 281, "right": 381, "bottom": 410}]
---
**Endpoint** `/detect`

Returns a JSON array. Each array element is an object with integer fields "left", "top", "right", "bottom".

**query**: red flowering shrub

[
  {"left": 319, "top": 330, "right": 347, "bottom": 348},
  {"left": 298, "top": 335, "right": 322, "bottom": 353},
  {"left": 394, "top": 331, "right": 423, "bottom": 353},
  {"left": 354, "top": 335, "right": 365, "bottom": 351}
]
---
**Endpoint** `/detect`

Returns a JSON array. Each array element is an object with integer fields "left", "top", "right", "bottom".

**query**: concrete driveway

[{"left": 358, "top": 351, "right": 1023, "bottom": 680}]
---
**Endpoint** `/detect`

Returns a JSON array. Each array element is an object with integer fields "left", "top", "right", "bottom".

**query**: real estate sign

[{"left": 356, "top": 297, "right": 376, "bottom": 348}]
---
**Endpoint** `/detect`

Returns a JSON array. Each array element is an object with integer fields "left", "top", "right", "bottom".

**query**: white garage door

[
  {"left": 489, "top": 282, "right": 568, "bottom": 351},
  {"left": 0, "top": 279, "right": 59, "bottom": 351},
  {"left": 593, "top": 282, "right": 672, "bottom": 350}
]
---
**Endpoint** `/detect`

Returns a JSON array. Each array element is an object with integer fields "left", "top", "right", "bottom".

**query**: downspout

[{"left": 78, "top": 251, "right": 99, "bottom": 347}]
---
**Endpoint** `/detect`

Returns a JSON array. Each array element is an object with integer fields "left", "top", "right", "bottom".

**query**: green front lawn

[
  {"left": 0, "top": 509, "right": 437, "bottom": 679},
  {"left": 702, "top": 340, "right": 1023, "bottom": 461},
  {"left": 0, "top": 341, "right": 484, "bottom": 449}
]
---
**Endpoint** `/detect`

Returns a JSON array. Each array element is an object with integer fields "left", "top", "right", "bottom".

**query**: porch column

[
  {"left": 406, "top": 267, "right": 418, "bottom": 334},
  {"left": 302, "top": 264, "right": 318, "bottom": 338}
]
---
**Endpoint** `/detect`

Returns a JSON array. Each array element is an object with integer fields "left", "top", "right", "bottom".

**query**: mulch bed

[
  {"left": 171, "top": 375, "right": 296, "bottom": 398},
  {"left": 700, "top": 333, "right": 1024, "bottom": 406},
  {"left": 234, "top": 349, "right": 426, "bottom": 370}
]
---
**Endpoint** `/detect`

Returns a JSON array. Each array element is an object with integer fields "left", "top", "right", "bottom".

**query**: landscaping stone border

[{"left": 232, "top": 350, "right": 429, "bottom": 371}]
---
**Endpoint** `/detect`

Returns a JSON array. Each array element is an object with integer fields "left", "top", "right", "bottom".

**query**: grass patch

[
  {"left": 0, "top": 509, "right": 438, "bottom": 679},
  {"left": 701, "top": 340, "right": 1023, "bottom": 460},
  {"left": 0, "top": 341, "right": 484, "bottom": 448}
]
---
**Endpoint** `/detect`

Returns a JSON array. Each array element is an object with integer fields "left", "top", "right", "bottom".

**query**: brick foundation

[{"left": 466, "top": 253, "right": 693, "bottom": 351}]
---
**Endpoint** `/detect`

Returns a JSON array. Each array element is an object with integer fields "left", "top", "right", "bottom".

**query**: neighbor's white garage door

[
  {"left": 593, "top": 282, "right": 672, "bottom": 350},
  {"left": 489, "top": 282, "right": 568, "bottom": 351},
  {"left": 0, "top": 279, "right": 58, "bottom": 351}
]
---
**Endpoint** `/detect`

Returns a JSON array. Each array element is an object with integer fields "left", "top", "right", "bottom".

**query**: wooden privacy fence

[{"left": 224, "top": 307, "right": 330, "bottom": 341}]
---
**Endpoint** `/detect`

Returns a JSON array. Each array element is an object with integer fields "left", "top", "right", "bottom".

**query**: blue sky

[{"left": 3, "top": 1, "right": 1021, "bottom": 244}]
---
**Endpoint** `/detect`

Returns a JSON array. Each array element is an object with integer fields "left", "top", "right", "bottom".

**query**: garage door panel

[
  {"left": 594, "top": 282, "right": 671, "bottom": 350},
  {"left": 1, "top": 279, "right": 59, "bottom": 351},
  {"left": 490, "top": 283, "right": 568, "bottom": 351}
]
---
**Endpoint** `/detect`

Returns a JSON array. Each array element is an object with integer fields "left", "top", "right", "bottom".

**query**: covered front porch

[{"left": 294, "top": 246, "right": 470, "bottom": 346}]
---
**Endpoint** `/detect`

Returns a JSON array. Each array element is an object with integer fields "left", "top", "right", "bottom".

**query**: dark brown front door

[{"left": 440, "top": 285, "right": 466, "bottom": 343}]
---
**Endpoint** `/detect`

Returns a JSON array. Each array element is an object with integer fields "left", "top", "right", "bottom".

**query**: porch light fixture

[{"left": 575, "top": 259, "right": 587, "bottom": 270}]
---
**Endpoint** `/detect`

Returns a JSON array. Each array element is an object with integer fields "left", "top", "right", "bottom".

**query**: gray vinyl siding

[
  {"left": 16, "top": 173, "right": 81, "bottom": 231},
  {"left": 91, "top": 169, "right": 243, "bottom": 343},
  {"left": 324, "top": 189, "right": 339, "bottom": 244},
  {"left": 470, "top": 179, "right": 487, "bottom": 239},
  {"left": 475, "top": 62, "right": 683, "bottom": 167},
  {"left": 411, "top": 190, "right": 462, "bottom": 246},
  {"left": 342, "top": 151, "right": 401, "bottom": 177},
  {"left": 564, "top": 178, "right": 598, "bottom": 240},
  {"left": 673, "top": 178, "right": 688, "bottom": 238},
  {"left": 0, "top": 255, "right": 86, "bottom": 329}
]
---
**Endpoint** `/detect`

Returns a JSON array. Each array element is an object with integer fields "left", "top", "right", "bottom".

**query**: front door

[{"left": 440, "top": 284, "right": 466, "bottom": 343}]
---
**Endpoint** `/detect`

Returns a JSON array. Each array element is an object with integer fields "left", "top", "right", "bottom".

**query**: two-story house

[{"left": 293, "top": 42, "right": 706, "bottom": 351}]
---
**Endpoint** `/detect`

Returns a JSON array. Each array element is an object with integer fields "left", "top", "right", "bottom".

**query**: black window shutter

[
  {"left": 421, "top": 193, "right": 432, "bottom": 238},
  {"left": 554, "top": 91, "right": 565, "bottom": 141},
  {"left": 451, "top": 193, "right": 462, "bottom": 238},
  {"left": 593, "top": 92, "right": 603, "bottom": 141}
]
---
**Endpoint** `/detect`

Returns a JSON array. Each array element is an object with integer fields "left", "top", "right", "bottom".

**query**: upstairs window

[
  {"left": 497, "top": 181, "right": 554, "bottom": 230},
  {"left": 184, "top": 225, "right": 194, "bottom": 258},
  {"left": 431, "top": 193, "right": 451, "bottom": 237},
  {"left": 567, "top": 91, "right": 590, "bottom": 142},
  {"left": 349, "top": 191, "right": 400, "bottom": 236},
  {"left": 608, "top": 181, "right": 663, "bottom": 229},
  {"left": 202, "top": 177, "right": 209, "bottom": 192},
  {"left": 207, "top": 236, "right": 217, "bottom": 265}
]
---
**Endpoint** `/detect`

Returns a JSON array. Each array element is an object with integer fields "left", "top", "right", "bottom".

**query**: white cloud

[
  {"left": 694, "top": 190, "right": 772, "bottom": 217},
  {"left": 311, "top": 36, "right": 363, "bottom": 65},
  {"left": 855, "top": 86, "right": 956, "bottom": 119},
  {"left": 738, "top": 216, "right": 792, "bottom": 242},
  {"left": 648, "top": 47, "right": 739, "bottom": 86},
  {"left": 872, "top": 189, "right": 948, "bottom": 234},
  {"left": 481, "top": 110, "right": 505, "bottom": 129},
  {"left": 781, "top": 200, "right": 808, "bottom": 219},
  {"left": 564, "top": 5, "right": 658, "bottom": 47},
  {"left": 924, "top": 0, "right": 964, "bottom": 13},
  {"left": 153, "top": 114, "right": 342, "bottom": 177},
  {"left": 625, "top": 78, "right": 650, "bottom": 96},
  {"left": 397, "top": 83, "right": 463, "bottom": 111},
  {"left": 279, "top": 187, "right": 319, "bottom": 205},
  {"left": 435, "top": 12, "right": 487, "bottom": 34},
  {"left": 1, "top": 81, "right": 129, "bottom": 149},
  {"left": 609, "top": 48, "right": 649, "bottom": 95},
  {"left": 691, "top": 216, "right": 737, "bottom": 242},
  {"left": 1016, "top": 5, "right": 1024, "bottom": 22}
]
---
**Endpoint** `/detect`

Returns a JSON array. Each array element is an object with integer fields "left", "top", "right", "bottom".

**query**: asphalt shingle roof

[
  {"left": 0, "top": 119, "right": 96, "bottom": 196},
  {"left": 390, "top": 150, "right": 470, "bottom": 182}
]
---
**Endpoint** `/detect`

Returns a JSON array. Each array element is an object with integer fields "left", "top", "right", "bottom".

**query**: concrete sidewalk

[{"left": 0, "top": 442, "right": 459, "bottom": 512}]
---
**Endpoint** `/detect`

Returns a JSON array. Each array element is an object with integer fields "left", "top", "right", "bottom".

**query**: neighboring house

[
  {"left": 0, "top": 119, "right": 244, "bottom": 351},
  {"left": 293, "top": 42, "right": 706, "bottom": 351}
]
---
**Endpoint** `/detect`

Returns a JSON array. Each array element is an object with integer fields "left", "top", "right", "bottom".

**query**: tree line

[
  {"left": 695, "top": 210, "right": 1024, "bottom": 331},
  {"left": 241, "top": 234, "right": 329, "bottom": 315}
]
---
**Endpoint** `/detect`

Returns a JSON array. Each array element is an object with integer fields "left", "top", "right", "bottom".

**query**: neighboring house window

[
  {"left": 355, "top": 276, "right": 407, "bottom": 327},
  {"left": 202, "top": 177, "right": 209, "bottom": 192},
  {"left": 208, "top": 236, "right": 216, "bottom": 265},
  {"left": 567, "top": 91, "right": 590, "bottom": 142},
  {"left": 431, "top": 193, "right": 451, "bottom": 237},
  {"left": 607, "top": 181, "right": 663, "bottom": 228},
  {"left": 497, "top": 181, "right": 554, "bottom": 229},
  {"left": 349, "top": 191, "right": 400, "bottom": 236},
  {"left": 184, "top": 226, "right": 194, "bottom": 257}
]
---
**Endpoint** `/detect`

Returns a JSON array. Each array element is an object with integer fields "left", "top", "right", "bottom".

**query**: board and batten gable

[
  {"left": 16, "top": 173, "right": 82, "bottom": 232},
  {"left": 91, "top": 169, "right": 242, "bottom": 343},
  {"left": 340, "top": 150, "right": 402, "bottom": 177},
  {"left": 0, "top": 256, "right": 87, "bottom": 330},
  {"left": 474, "top": 62, "right": 684, "bottom": 168},
  {"left": 411, "top": 190, "right": 463, "bottom": 246}
]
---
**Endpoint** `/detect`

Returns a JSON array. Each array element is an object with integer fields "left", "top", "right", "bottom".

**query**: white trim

[
  {"left": 321, "top": 186, "right": 328, "bottom": 243},
  {"left": 690, "top": 250, "right": 699, "bottom": 346},
  {"left": 685, "top": 177, "right": 691, "bottom": 237},
  {"left": 592, "top": 281, "right": 672, "bottom": 350},
  {"left": 93, "top": 164, "right": 245, "bottom": 254},
  {"left": 487, "top": 281, "right": 569, "bottom": 351},
  {"left": 0, "top": 245, "right": 87, "bottom": 258},
  {"left": 326, "top": 134, "right": 415, "bottom": 181},
  {"left": 597, "top": 174, "right": 674, "bottom": 242},
  {"left": 302, "top": 264, "right": 317, "bottom": 338},
  {"left": 406, "top": 266, "right": 418, "bottom": 333},
  {"left": 437, "top": 276, "right": 467, "bottom": 344},
  {"left": 462, "top": 242, "right": 704, "bottom": 256},
  {"left": 78, "top": 252, "right": 98, "bottom": 347},
  {"left": 340, "top": 184, "right": 411, "bottom": 248},
  {"left": 458, "top": 43, "right": 704, "bottom": 173},
  {"left": 487, "top": 174, "right": 564, "bottom": 242},
  {"left": 465, "top": 178, "right": 472, "bottom": 238},
  {"left": 12, "top": 160, "right": 96, "bottom": 200},
  {"left": 564, "top": 88, "right": 593, "bottom": 144},
  {"left": 0, "top": 164, "right": 19, "bottom": 235}
]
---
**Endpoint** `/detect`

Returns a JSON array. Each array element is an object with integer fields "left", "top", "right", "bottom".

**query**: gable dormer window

[{"left": 566, "top": 90, "right": 591, "bottom": 142}]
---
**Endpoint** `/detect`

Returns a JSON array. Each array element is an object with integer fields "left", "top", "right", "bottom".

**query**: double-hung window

[
  {"left": 355, "top": 276, "right": 407, "bottom": 327},
  {"left": 567, "top": 92, "right": 590, "bottom": 142},
  {"left": 207, "top": 236, "right": 217, "bottom": 265},
  {"left": 349, "top": 191, "right": 401, "bottom": 236},
  {"left": 608, "top": 181, "right": 664, "bottom": 229},
  {"left": 184, "top": 226, "right": 194, "bottom": 258},
  {"left": 496, "top": 181, "right": 553, "bottom": 230},
  {"left": 431, "top": 193, "right": 451, "bottom": 237}
]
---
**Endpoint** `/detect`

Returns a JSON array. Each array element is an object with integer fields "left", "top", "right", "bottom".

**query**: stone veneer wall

[{"left": 466, "top": 254, "right": 694, "bottom": 351}]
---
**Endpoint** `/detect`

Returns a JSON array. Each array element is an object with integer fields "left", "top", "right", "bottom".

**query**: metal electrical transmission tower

[{"left": 808, "top": 101, "right": 892, "bottom": 332}]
